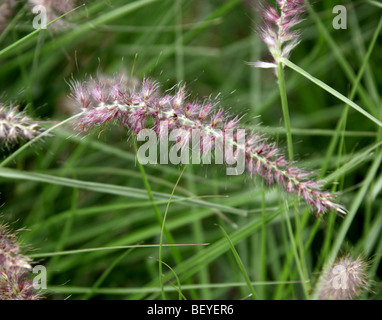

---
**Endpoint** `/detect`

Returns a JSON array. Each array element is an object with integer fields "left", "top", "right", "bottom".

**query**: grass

[{"left": 0, "top": 0, "right": 381, "bottom": 300}]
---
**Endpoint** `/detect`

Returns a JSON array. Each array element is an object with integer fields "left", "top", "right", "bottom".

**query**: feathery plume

[
  {"left": 250, "top": 0, "right": 306, "bottom": 69},
  {"left": 0, "top": 103, "right": 43, "bottom": 148},
  {"left": 316, "top": 254, "right": 369, "bottom": 300},
  {"left": 0, "top": 222, "right": 41, "bottom": 300},
  {"left": 68, "top": 73, "right": 346, "bottom": 216}
]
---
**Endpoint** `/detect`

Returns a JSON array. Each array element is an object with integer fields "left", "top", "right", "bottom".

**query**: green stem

[
  {"left": 132, "top": 138, "right": 183, "bottom": 267},
  {"left": 276, "top": 63, "right": 294, "bottom": 161},
  {"left": 217, "top": 224, "right": 258, "bottom": 300},
  {"left": 276, "top": 62, "right": 311, "bottom": 297},
  {"left": 281, "top": 58, "right": 382, "bottom": 128},
  {"left": 159, "top": 164, "right": 188, "bottom": 299},
  {"left": 283, "top": 204, "right": 309, "bottom": 299}
]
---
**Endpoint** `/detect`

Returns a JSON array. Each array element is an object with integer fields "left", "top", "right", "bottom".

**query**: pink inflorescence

[
  {"left": 251, "top": 0, "right": 306, "bottom": 69},
  {"left": 317, "top": 254, "right": 369, "bottom": 300},
  {"left": 28, "top": 0, "right": 76, "bottom": 29},
  {"left": 0, "top": 0, "right": 16, "bottom": 33},
  {"left": 0, "top": 104, "right": 43, "bottom": 147},
  {"left": 69, "top": 73, "right": 346, "bottom": 216},
  {"left": 0, "top": 223, "right": 40, "bottom": 300}
]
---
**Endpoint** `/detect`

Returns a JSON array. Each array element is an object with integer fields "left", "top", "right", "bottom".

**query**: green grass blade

[
  {"left": 281, "top": 58, "right": 382, "bottom": 128},
  {"left": 129, "top": 209, "right": 281, "bottom": 299},
  {"left": 0, "top": 167, "right": 247, "bottom": 215},
  {"left": 159, "top": 164, "right": 187, "bottom": 299},
  {"left": 217, "top": 224, "right": 258, "bottom": 300}
]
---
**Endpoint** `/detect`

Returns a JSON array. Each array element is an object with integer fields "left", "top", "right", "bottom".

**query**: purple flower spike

[
  {"left": 69, "top": 73, "right": 346, "bottom": 216},
  {"left": 250, "top": 0, "right": 306, "bottom": 69},
  {"left": 0, "top": 223, "right": 41, "bottom": 300}
]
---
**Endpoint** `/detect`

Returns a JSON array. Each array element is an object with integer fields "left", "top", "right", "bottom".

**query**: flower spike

[
  {"left": 316, "top": 254, "right": 369, "bottom": 300},
  {"left": 250, "top": 0, "right": 306, "bottom": 69},
  {"left": 0, "top": 222, "right": 41, "bottom": 300},
  {"left": 68, "top": 73, "right": 346, "bottom": 216},
  {"left": 0, "top": 104, "right": 43, "bottom": 148}
]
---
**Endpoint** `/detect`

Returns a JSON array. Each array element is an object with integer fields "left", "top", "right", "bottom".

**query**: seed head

[
  {"left": 0, "top": 224, "right": 31, "bottom": 271},
  {"left": 316, "top": 254, "right": 369, "bottom": 300},
  {"left": 0, "top": 268, "right": 39, "bottom": 300},
  {"left": 68, "top": 72, "right": 346, "bottom": 216},
  {"left": 250, "top": 0, "right": 306, "bottom": 69},
  {"left": 0, "top": 104, "right": 43, "bottom": 148}
]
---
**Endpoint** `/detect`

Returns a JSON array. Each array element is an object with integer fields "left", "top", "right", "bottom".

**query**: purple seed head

[
  {"left": 0, "top": 224, "right": 31, "bottom": 271},
  {"left": 0, "top": 103, "right": 43, "bottom": 148},
  {"left": 317, "top": 254, "right": 369, "bottom": 300},
  {"left": 68, "top": 73, "right": 346, "bottom": 216}
]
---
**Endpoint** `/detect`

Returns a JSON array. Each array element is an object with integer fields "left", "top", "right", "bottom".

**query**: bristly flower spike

[
  {"left": 68, "top": 73, "right": 346, "bottom": 216},
  {"left": 316, "top": 254, "right": 369, "bottom": 300},
  {"left": 249, "top": 0, "right": 306, "bottom": 69},
  {"left": 0, "top": 222, "right": 41, "bottom": 300}
]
